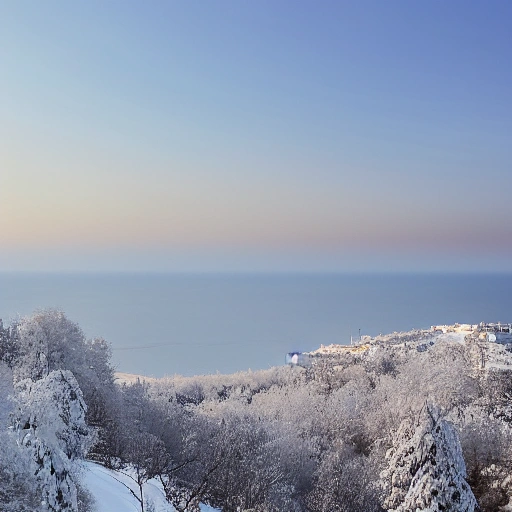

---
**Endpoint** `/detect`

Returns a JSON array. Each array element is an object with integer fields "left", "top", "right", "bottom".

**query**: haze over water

[{"left": 1, "top": 272, "right": 510, "bottom": 377}]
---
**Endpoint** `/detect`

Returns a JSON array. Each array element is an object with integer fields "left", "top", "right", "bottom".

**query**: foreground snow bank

[{"left": 82, "top": 461, "right": 219, "bottom": 512}]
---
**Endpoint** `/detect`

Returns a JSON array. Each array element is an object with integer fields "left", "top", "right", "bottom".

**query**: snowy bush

[{"left": 307, "top": 444, "right": 383, "bottom": 512}]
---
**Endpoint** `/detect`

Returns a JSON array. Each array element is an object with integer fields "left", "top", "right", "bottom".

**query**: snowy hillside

[
  {"left": 82, "top": 462, "right": 218, "bottom": 512},
  {"left": 3, "top": 312, "right": 512, "bottom": 512},
  {"left": 307, "top": 322, "right": 512, "bottom": 372},
  {"left": 82, "top": 462, "right": 172, "bottom": 512}
]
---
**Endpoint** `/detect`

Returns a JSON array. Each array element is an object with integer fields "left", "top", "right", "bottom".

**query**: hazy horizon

[{"left": 2, "top": 272, "right": 512, "bottom": 377}]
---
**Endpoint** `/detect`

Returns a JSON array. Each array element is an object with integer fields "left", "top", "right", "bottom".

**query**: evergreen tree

[
  {"left": 381, "top": 405, "right": 479, "bottom": 511},
  {"left": 15, "top": 370, "right": 91, "bottom": 512}
]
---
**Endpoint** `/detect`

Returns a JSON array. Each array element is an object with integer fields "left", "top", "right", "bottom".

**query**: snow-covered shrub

[
  {"left": 76, "top": 480, "right": 96, "bottom": 512},
  {"left": 307, "top": 444, "right": 383, "bottom": 512},
  {"left": 460, "top": 414, "right": 512, "bottom": 510}
]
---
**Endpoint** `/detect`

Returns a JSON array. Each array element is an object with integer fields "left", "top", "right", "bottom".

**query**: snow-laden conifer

[
  {"left": 381, "top": 405, "right": 478, "bottom": 511},
  {"left": 15, "top": 370, "right": 91, "bottom": 511}
]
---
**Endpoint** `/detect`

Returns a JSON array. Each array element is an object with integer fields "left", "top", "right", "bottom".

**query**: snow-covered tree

[
  {"left": 13, "top": 310, "right": 117, "bottom": 460},
  {"left": 0, "top": 431, "right": 41, "bottom": 512},
  {"left": 0, "top": 361, "right": 14, "bottom": 429},
  {"left": 0, "top": 317, "right": 20, "bottom": 369},
  {"left": 15, "top": 370, "right": 91, "bottom": 512},
  {"left": 125, "top": 432, "right": 169, "bottom": 512},
  {"left": 381, "top": 405, "right": 478, "bottom": 512},
  {"left": 0, "top": 362, "right": 40, "bottom": 511},
  {"left": 14, "top": 309, "right": 87, "bottom": 382}
]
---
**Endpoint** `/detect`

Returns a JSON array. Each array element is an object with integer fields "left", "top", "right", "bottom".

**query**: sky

[{"left": 1, "top": 1, "right": 511, "bottom": 273}]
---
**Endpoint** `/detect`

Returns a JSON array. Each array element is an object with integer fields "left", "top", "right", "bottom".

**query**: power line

[{"left": 112, "top": 340, "right": 242, "bottom": 351}]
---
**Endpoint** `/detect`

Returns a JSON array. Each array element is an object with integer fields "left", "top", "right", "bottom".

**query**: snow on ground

[
  {"left": 82, "top": 461, "right": 172, "bottom": 512},
  {"left": 311, "top": 327, "right": 474, "bottom": 357},
  {"left": 115, "top": 372, "right": 159, "bottom": 385},
  {"left": 433, "top": 331, "right": 469, "bottom": 344},
  {"left": 482, "top": 341, "right": 512, "bottom": 371},
  {"left": 82, "top": 461, "right": 219, "bottom": 512}
]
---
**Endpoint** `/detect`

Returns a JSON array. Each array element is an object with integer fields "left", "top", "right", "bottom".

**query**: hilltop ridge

[{"left": 308, "top": 322, "right": 512, "bottom": 372}]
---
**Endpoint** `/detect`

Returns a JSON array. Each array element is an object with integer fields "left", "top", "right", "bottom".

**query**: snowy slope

[
  {"left": 82, "top": 461, "right": 219, "bottom": 512},
  {"left": 82, "top": 461, "right": 173, "bottom": 512}
]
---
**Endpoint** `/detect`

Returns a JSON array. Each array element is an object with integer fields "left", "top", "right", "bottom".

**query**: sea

[{"left": 0, "top": 273, "right": 511, "bottom": 378}]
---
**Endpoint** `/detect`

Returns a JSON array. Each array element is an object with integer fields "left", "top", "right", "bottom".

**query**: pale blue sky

[{"left": 1, "top": 1, "right": 511, "bottom": 272}]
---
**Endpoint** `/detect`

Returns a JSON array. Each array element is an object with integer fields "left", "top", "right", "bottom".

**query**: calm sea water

[{"left": 0, "top": 273, "right": 511, "bottom": 377}]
